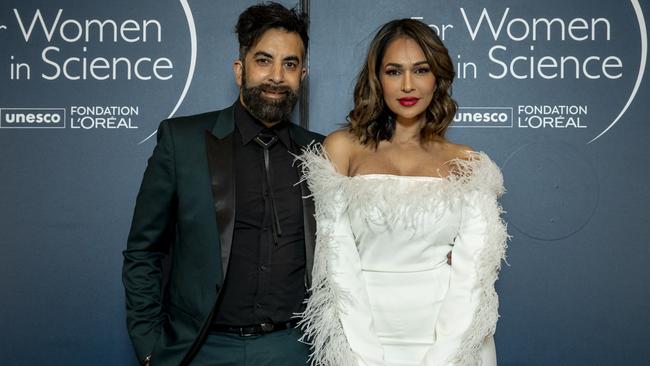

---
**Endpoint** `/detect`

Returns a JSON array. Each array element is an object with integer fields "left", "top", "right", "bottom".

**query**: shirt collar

[{"left": 234, "top": 100, "right": 291, "bottom": 148}]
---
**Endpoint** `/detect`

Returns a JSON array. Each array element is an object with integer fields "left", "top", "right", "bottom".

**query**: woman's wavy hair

[{"left": 347, "top": 19, "right": 457, "bottom": 147}]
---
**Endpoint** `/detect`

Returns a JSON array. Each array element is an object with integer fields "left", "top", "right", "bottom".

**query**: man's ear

[
  {"left": 301, "top": 66, "right": 307, "bottom": 81},
  {"left": 233, "top": 60, "right": 243, "bottom": 87}
]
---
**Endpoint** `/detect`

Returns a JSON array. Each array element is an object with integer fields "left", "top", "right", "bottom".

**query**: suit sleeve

[
  {"left": 297, "top": 146, "right": 385, "bottom": 366},
  {"left": 122, "top": 120, "right": 177, "bottom": 362},
  {"left": 419, "top": 188, "right": 507, "bottom": 366}
]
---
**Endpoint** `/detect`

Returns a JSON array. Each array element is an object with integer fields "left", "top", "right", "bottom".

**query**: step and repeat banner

[
  {"left": 1, "top": 0, "right": 648, "bottom": 365},
  {"left": 309, "top": 1, "right": 649, "bottom": 365}
]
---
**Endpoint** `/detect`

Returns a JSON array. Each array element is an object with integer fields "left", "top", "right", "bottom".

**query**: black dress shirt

[{"left": 213, "top": 101, "right": 306, "bottom": 326}]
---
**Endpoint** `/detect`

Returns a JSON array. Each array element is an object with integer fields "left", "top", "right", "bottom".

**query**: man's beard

[{"left": 241, "top": 69, "right": 300, "bottom": 124}]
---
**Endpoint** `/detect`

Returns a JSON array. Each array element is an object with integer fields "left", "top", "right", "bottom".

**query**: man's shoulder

[
  {"left": 290, "top": 123, "right": 325, "bottom": 144},
  {"left": 163, "top": 109, "right": 222, "bottom": 130},
  {"left": 158, "top": 105, "right": 235, "bottom": 141}
]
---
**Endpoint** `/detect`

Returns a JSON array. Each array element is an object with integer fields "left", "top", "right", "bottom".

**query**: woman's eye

[
  {"left": 415, "top": 67, "right": 431, "bottom": 74},
  {"left": 385, "top": 69, "right": 400, "bottom": 76}
]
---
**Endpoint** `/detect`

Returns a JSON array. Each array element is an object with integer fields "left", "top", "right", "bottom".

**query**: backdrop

[{"left": 1, "top": 0, "right": 648, "bottom": 365}]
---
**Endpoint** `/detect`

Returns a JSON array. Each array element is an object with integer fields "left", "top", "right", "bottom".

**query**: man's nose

[{"left": 268, "top": 63, "right": 284, "bottom": 84}]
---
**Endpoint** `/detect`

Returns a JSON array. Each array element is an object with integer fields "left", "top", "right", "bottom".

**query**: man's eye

[
  {"left": 285, "top": 62, "right": 297, "bottom": 69},
  {"left": 256, "top": 58, "right": 270, "bottom": 65}
]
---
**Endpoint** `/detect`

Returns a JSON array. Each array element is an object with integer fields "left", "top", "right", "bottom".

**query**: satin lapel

[
  {"left": 289, "top": 126, "right": 316, "bottom": 287},
  {"left": 205, "top": 105, "right": 236, "bottom": 280}
]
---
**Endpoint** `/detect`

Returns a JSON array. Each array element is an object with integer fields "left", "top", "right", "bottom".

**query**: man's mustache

[{"left": 257, "top": 84, "right": 293, "bottom": 94}]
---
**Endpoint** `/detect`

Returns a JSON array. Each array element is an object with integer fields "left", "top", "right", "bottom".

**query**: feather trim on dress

[{"left": 295, "top": 143, "right": 508, "bottom": 366}]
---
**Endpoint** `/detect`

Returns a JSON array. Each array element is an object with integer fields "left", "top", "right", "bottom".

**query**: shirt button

[
  {"left": 260, "top": 265, "right": 268, "bottom": 272},
  {"left": 256, "top": 303, "right": 263, "bottom": 309}
]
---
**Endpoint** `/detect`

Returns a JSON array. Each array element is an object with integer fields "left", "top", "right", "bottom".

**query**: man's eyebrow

[
  {"left": 283, "top": 55, "right": 300, "bottom": 63},
  {"left": 253, "top": 51, "right": 273, "bottom": 58}
]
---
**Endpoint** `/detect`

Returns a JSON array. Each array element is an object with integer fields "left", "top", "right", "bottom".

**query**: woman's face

[{"left": 379, "top": 37, "right": 436, "bottom": 124}]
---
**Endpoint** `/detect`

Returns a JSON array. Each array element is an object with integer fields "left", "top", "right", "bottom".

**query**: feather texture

[{"left": 295, "top": 143, "right": 508, "bottom": 366}]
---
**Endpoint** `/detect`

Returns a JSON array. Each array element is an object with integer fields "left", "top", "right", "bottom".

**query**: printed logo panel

[
  {"left": 452, "top": 107, "right": 513, "bottom": 128},
  {"left": 0, "top": 108, "right": 66, "bottom": 128}
]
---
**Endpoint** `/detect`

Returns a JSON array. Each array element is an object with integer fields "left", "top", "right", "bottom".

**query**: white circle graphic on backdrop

[
  {"left": 502, "top": 141, "right": 600, "bottom": 241},
  {"left": 589, "top": 0, "right": 646, "bottom": 144},
  {"left": 138, "top": 0, "right": 197, "bottom": 145}
]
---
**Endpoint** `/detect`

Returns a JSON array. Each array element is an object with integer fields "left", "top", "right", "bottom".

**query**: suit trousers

[{"left": 189, "top": 328, "right": 309, "bottom": 366}]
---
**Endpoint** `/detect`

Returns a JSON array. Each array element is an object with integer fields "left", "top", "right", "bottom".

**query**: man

[{"left": 122, "top": 3, "right": 323, "bottom": 365}]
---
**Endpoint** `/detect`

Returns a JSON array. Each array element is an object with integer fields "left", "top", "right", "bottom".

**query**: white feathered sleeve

[
  {"left": 420, "top": 153, "right": 508, "bottom": 366},
  {"left": 296, "top": 144, "right": 386, "bottom": 366}
]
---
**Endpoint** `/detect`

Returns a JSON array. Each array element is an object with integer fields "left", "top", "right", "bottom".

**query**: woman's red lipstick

[{"left": 398, "top": 97, "right": 419, "bottom": 106}]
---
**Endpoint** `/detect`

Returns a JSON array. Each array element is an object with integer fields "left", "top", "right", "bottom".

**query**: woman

[{"left": 298, "top": 19, "right": 507, "bottom": 366}]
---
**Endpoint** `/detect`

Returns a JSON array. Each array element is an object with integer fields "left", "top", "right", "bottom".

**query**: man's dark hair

[{"left": 235, "top": 2, "right": 309, "bottom": 60}]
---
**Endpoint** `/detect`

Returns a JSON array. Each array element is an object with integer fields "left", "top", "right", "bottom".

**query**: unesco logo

[
  {"left": 452, "top": 107, "right": 513, "bottom": 128},
  {"left": 0, "top": 108, "right": 66, "bottom": 128}
]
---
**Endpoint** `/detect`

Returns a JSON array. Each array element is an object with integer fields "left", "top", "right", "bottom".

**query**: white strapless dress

[{"left": 297, "top": 145, "right": 508, "bottom": 366}]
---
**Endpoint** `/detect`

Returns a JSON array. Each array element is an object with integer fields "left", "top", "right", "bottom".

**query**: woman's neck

[{"left": 392, "top": 115, "right": 425, "bottom": 144}]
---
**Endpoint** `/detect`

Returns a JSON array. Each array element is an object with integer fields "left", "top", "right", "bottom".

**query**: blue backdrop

[{"left": 1, "top": 1, "right": 648, "bottom": 365}]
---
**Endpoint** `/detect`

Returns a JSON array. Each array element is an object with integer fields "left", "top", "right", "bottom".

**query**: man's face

[{"left": 234, "top": 28, "right": 306, "bottom": 125}]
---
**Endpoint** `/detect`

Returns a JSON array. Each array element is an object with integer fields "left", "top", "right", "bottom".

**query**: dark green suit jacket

[{"left": 122, "top": 104, "right": 324, "bottom": 366}]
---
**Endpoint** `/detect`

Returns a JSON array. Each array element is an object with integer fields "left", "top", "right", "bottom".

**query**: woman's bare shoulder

[
  {"left": 323, "top": 129, "right": 357, "bottom": 149},
  {"left": 323, "top": 129, "right": 359, "bottom": 175},
  {"left": 452, "top": 143, "right": 476, "bottom": 158},
  {"left": 429, "top": 138, "right": 475, "bottom": 161}
]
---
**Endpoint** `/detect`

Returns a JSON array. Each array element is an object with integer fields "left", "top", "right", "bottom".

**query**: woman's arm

[
  {"left": 298, "top": 133, "right": 386, "bottom": 366},
  {"left": 420, "top": 152, "right": 508, "bottom": 366}
]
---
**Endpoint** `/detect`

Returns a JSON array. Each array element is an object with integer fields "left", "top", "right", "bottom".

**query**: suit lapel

[
  {"left": 205, "top": 105, "right": 236, "bottom": 280},
  {"left": 206, "top": 111, "right": 318, "bottom": 286}
]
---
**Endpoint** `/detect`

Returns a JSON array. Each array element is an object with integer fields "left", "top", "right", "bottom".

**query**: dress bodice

[{"left": 346, "top": 175, "right": 462, "bottom": 273}]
